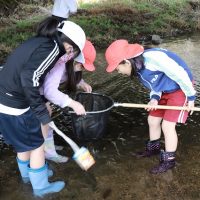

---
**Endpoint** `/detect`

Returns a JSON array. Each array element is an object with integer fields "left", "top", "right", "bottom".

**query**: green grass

[
  {"left": 0, "top": 15, "right": 44, "bottom": 48},
  {"left": 0, "top": 15, "right": 45, "bottom": 63},
  {"left": 74, "top": 0, "right": 190, "bottom": 43},
  {"left": 0, "top": 0, "right": 199, "bottom": 63},
  {"left": 78, "top": 0, "right": 188, "bottom": 9}
]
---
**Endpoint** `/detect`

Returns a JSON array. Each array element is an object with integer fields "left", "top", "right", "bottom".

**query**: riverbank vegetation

[{"left": 0, "top": 0, "right": 200, "bottom": 63}]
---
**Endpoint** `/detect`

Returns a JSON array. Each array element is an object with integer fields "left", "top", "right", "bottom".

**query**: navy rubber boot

[
  {"left": 28, "top": 164, "right": 65, "bottom": 197},
  {"left": 17, "top": 157, "right": 53, "bottom": 183},
  {"left": 136, "top": 139, "right": 161, "bottom": 158},
  {"left": 150, "top": 150, "right": 176, "bottom": 174}
]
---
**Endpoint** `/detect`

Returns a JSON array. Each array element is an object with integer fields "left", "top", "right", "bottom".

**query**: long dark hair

[
  {"left": 64, "top": 60, "right": 82, "bottom": 92},
  {"left": 58, "top": 32, "right": 80, "bottom": 56},
  {"left": 36, "top": 17, "right": 59, "bottom": 38}
]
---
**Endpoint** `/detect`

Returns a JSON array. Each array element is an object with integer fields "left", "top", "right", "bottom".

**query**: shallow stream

[{"left": 0, "top": 34, "right": 200, "bottom": 200}]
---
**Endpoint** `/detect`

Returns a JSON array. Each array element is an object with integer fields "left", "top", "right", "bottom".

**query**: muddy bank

[{"left": 1, "top": 1, "right": 200, "bottom": 63}]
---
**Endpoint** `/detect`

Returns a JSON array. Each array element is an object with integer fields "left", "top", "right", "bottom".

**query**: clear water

[{"left": 1, "top": 34, "right": 200, "bottom": 200}]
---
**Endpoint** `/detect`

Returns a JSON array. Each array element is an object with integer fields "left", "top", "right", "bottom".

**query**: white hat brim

[{"left": 74, "top": 52, "right": 85, "bottom": 64}]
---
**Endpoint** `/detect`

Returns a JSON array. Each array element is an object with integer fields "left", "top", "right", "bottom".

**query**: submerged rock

[{"left": 151, "top": 34, "right": 163, "bottom": 45}]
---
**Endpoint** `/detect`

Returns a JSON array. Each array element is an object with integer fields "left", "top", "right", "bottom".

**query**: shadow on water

[{"left": 1, "top": 34, "right": 200, "bottom": 200}]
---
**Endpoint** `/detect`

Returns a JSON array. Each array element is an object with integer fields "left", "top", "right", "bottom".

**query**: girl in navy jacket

[{"left": 0, "top": 17, "right": 86, "bottom": 197}]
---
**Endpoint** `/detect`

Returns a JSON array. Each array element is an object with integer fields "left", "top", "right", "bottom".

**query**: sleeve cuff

[
  {"left": 150, "top": 94, "right": 160, "bottom": 101},
  {"left": 188, "top": 95, "right": 196, "bottom": 101},
  {"left": 61, "top": 98, "right": 73, "bottom": 108},
  {"left": 77, "top": 79, "right": 85, "bottom": 87}
]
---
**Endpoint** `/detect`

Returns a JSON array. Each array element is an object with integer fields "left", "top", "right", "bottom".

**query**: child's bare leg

[
  {"left": 162, "top": 120, "right": 177, "bottom": 153},
  {"left": 41, "top": 123, "right": 49, "bottom": 139},
  {"left": 150, "top": 120, "right": 176, "bottom": 174},
  {"left": 30, "top": 144, "right": 45, "bottom": 168},
  {"left": 17, "top": 151, "right": 30, "bottom": 161},
  {"left": 148, "top": 115, "right": 162, "bottom": 140}
]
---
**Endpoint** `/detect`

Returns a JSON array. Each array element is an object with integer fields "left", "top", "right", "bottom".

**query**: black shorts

[{"left": 0, "top": 109, "right": 44, "bottom": 152}]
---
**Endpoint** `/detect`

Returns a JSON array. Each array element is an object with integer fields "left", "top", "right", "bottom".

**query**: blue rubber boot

[
  {"left": 16, "top": 157, "right": 30, "bottom": 183},
  {"left": 28, "top": 164, "right": 65, "bottom": 197},
  {"left": 17, "top": 157, "right": 53, "bottom": 183}
]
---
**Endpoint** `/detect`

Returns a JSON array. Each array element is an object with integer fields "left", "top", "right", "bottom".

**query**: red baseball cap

[
  {"left": 75, "top": 40, "right": 96, "bottom": 71},
  {"left": 105, "top": 39, "right": 144, "bottom": 72}
]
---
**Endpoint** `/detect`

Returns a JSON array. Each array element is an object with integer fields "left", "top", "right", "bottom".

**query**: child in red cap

[
  {"left": 105, "top": 39, "right": 196, "bottom": 174},
  {"left": 40, "top": 40, "right": 96, "bottom": 163}
]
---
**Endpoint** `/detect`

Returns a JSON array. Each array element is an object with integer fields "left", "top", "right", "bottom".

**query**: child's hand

[
  {"left": 187, "top": 100, "right": 195, "bottom": 115},
  {"left": 79, "top": 82, "right": 92, "bottom": 93},
  {"left": 146, "top": 99, "right": 158, "bottom": 111},
  {"left": 68, "top": 100, "right": 86, "bottom": 115}
]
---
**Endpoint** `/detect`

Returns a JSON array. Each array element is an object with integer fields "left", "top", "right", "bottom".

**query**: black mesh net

[{"left": 70, "top": 92, "right": 114, "bottom": 141}]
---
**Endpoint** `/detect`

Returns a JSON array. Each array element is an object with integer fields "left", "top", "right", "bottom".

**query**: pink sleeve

[{"left": 43, "top": 62, "right": 72, "bottom": 108}]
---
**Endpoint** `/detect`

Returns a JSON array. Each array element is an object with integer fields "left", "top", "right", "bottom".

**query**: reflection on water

[{"left": 1, "top": 34, "right": 200, "bottom": 200}]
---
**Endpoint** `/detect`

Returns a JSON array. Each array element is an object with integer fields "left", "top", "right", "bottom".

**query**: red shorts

[{"left": 149, "top": 90, "right": 188, "bottom": 123}]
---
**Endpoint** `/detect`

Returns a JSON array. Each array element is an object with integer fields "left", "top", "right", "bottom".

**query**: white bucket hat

[{"left": 57, "top": 21, "right": 86, "bottom": 63}]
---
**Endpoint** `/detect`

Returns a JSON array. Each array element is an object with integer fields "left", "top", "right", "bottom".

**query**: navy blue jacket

[{"left": 0, "top": 36, "right": 65, "bottom": 124}]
